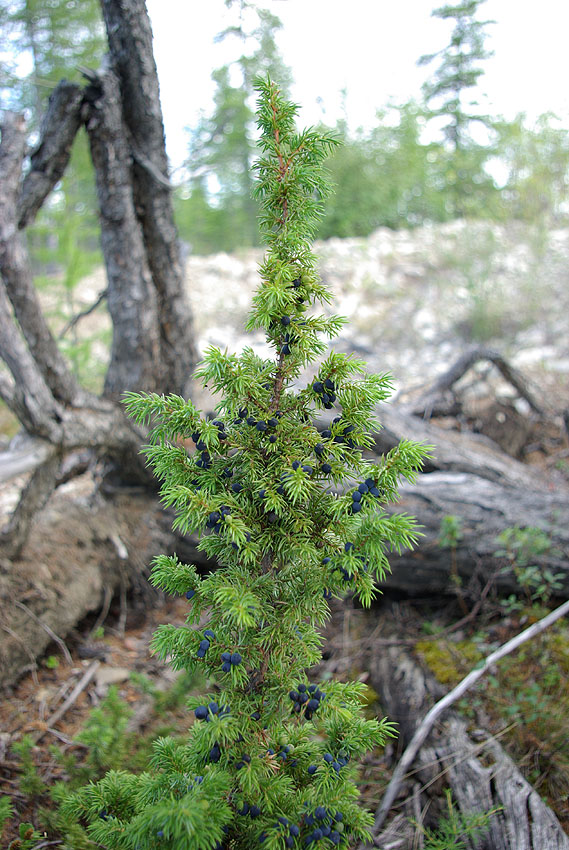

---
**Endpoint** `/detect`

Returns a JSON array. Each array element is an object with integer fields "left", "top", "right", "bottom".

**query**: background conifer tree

[
  {"left": 63, "top": 77, "right": 428, "bottom": 850},
  {"left": 418, "top": 0, "right": 498, "bottom": 217},
  {"left": 177, "top": 1, "right": 292, "bottom": 253}
]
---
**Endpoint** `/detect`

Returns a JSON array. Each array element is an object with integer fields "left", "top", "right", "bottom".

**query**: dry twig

[
  {"left": 33, "top": 660, "right": 100, "bottom": 743},
  {"left": 14, "top": 601, "right": 73, "bottom": 665}
]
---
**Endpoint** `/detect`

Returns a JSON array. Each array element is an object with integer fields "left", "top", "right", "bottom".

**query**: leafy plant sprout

[{"left": 64, "top": 77, "right": 430, "bottom": 850}]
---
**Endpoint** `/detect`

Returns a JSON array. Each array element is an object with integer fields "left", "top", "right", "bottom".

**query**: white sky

[{"left": 146, "top": 0, "right": 569, "bottom": 173}]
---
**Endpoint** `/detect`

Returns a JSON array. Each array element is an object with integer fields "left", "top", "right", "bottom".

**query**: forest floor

[{"left": 2, "top": 571, "right": 569, "bottom": 847}]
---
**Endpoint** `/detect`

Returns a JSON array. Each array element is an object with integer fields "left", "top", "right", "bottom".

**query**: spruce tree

[
  {"left": 418, "top": 0, "right": 497, "bottom": 217},
  {"left": 181, "top": 1, "right": 293, "bottom": 252},
  {"left": 63, "top": 77, "right": 428, "bottom": 850}
]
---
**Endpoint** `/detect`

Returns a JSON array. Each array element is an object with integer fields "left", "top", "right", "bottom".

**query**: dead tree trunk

[
  {"left": 0, "top": 0, "right": 199, "bottom": 562},
  {"left": 99, "top": 0, "right": 198, "bottom": 398},
  {"left": 83, "top": 68, "right": 163, "bottom": 395}
]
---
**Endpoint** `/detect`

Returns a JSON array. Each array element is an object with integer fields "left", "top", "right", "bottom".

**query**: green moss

[{"left": 415, "top": 639, "right": 483, "bottom": 687}]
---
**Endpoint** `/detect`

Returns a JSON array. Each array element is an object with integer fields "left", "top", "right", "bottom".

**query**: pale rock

[{"left": 95, "top": 665, "right": 131, "bottom": 688}]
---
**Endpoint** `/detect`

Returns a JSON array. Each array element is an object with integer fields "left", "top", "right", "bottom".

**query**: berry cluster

[
  {"left": 311, "top": 416, "right": 362, "bottom": 479},
  {"left": 235, "top": 798, "right": 260, "bottom": 818},
  {"left": 349, "top": 477, "right": 382, "bottom": 514},
  {"left": 278, "top": 314, "right": 298, "bottom": 356},
  {"left": 233, "top": 408, "right": 282, "bottom": 444},
  {"left": 324, "top": 750, "right": 350, "bottom": 774},
  {"left": 259, "top": 816, "right": 300, "bottom": 847},
  {"left": 307, "top": 751, "right": 350, "bottom": 777},
  {"left": 266, "top": 745, "right": 296, "bottom": 766},
  {"left": 191, "top": 430, "right": 214, "bottom": 470},
  {"left": 206, "top": 506, "right": 231, "bottom": 533},
  {"left": 289, "top": 683, "right": 326, "bottom": 720},
  {"left": 318, "top": 417, "right": 356, "bottom": 447},
  {"left": 197, "top": 629, "right": 216, "bottom": 659},
  {"left": 303, "top": 807, "right": 344, "bottom": 845},
  {"left": 312, "top": 377, "right": 337, "bottom": 409},
  {"left": 194, "top": 701, "right": 230, "bottom": 722},
  {"left": 221, "top": 651, "right": 242, "bottom": 672}
]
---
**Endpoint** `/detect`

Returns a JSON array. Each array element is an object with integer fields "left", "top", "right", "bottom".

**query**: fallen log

[
  {"left": 381, "top": 469, "right": 569, "bottom": 598},
  {"left": 374, "top": 600, "right": 569, "bottom": 831},
  {"left": 367, "top": 642, "right": 569, "bottom": 850},
  {"left": 324, "top": 401, "right": 569, "bottom": 598}
]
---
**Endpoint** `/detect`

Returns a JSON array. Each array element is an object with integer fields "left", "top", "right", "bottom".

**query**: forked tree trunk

[{"left": 0, "top": 0, "right": 199, "bottom": 560}]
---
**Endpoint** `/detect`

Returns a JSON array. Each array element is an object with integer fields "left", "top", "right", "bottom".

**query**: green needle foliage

[{"left": 63, "top": 77, "right": 429, "bottom": 850}]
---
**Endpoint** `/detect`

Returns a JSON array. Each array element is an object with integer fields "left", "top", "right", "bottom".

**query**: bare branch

[
  {"left": 15, "top": 600, "right": 73, "bottom": 664},
  {"left": 0, "top": 281, "right": 62, "bottom": 438},
  {"left": 0, "top": 111, "right": 80, "bottom": 406},
  {"left": 18, "top": 81, "right": 84, "bottom": 229},
  {"left": 59, "top": 288, "right": 108, "bottom": 339},
  {"left": 131, "top": 143, "right": 172, "bottom": 189},
  {"left": 0, "top": 372, "right": 16, "bottom": 410},
  {"left": 411, "top": 345, "right": 544, "bottom": 419},
  {"left": 33, "top": 660, "right": 100, "bottom": 743}
]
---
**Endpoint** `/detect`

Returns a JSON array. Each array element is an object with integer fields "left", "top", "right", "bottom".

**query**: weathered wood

[
  {"left": 83, "top": 69, "right": 162, "bottom": 398},
  {"left": 374, "top": 601, "right": 569, "bottom": 831},
  {"left": 321, "top": 404, "right": 569, "bottom": 598},
  {"left": 0, "top": 112, "right": 80, "bottom": 406},
  {"left": 374, "top": 404, "right": 540, "bottom": 489},
  {"left": 100, "top": 0, "right": 199, "bottom": 396},
  {"left": 0, "top": 3, "right": 201, "bottom": 556},
  {"left": 408, "top": 345, "right": 544, "bottom": 419},
  {"left": 18, "top": 80, "right": 85, "bottom": 229},
  {"left": 0, "top": 451, "right": 61, "bottom": 559},
  {"left": 0, "top": 437, "right": 55, "bottom": 484},
  {"left": 0, "top": 280, "right": 63, "bottom": 440},
  {"left": 382, "top": 470, "right": 569, "bottom": 597},
  {"left": 368, "top": 645, "right": 569, "bottom": 850}
]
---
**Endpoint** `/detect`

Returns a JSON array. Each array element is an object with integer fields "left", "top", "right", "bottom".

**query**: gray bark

[
  {"left": 382, "top": 470, "right": 569, "bottom": 598},
  {"left": 18, "top": 81, "right": 85, "bottom": 229},
  {"left": 320, "top": 404, "right": 569, "bottom": 598},
  {"left": 0, "top": 279, "right": 63, "bottom": 440},
  {"left": 0, "top": 0, "right": 202, "bottom": 555},
  {"left": 83, "top": 69, "right": 162, "bottom": 397},
  {"left": 369, "top": 646, "right": 569, "bottom": 849},
  {"left": 0, "top": 451, "right": 61, "bottom": 559},
  {"left": 100, "top": 0, "right": 199, "bottom": 395},
  {"left": 0, "top": 112, "right": 81, "bottom": 406}
]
